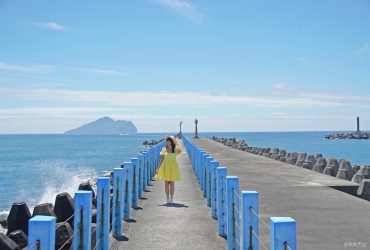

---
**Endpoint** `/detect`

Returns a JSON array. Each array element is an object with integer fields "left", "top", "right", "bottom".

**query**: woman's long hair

[{"left": 166, "top": 137, "right": 176, "bottom": 153}]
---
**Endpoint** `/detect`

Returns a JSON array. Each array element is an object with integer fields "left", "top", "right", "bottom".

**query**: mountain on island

[{"left": 65, "top": 117, "right": 138, "bottom": 134}]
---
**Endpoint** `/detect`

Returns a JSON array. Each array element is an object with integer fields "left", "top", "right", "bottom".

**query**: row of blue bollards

[
  {"left": 27, "top": 140, "right": 166, "bottom": 250},
  {"left": 183, "top": 136, "right": 297, "bottom": 250}
]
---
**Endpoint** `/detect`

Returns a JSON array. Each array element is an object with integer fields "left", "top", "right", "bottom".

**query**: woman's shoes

[{"left": 165, "top": 198, "right": 174, "bottom": 204}]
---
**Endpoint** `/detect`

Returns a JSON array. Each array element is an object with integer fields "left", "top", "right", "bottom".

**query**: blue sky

[{"left": 0, "top": 0, "right": 370, "bottom": 133}]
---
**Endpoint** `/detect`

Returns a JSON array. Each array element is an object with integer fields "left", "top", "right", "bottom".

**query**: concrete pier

[
  {"left": 193, "top": 138, "right": 370, "bottom": 249},
  {"left": 109, "top": 140, "right": 226, "bottom": 250}
]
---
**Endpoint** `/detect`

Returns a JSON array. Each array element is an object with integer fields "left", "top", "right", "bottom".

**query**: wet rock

[
  {"left": 78, "top": 182, "right": 96, "bottom": 198},
  {"left": 353, "top": 165, "right": 361, "bottom": 173},
  {"left": 313, "top": 157, "right": 327, "bottom": 173},
  {"left": 323, "top": 167, "right": 334, "bottom": 176},
  {"left": 352, "top": 174, "right": 365, "bottom": 184},
  {"left": 312, "top": 164, "right": 325, "bottom": 173},
  {"left": 32, "top": 203, "right": 56, "bottom": 217},
  {"left": 0, "top": 233, "right": 18, "bottom": 250},
  {"left": 326, "top": 158, "right": 340, "bottom": 176},
  {"left": 338, "top": 159, "right": 346, "bottom": 166},
  {"left": 278, "top": 150, "right": 287, "bottom": 157},
  {"left": 286, "top": 157, "right": 297, "bottom": 165},
  {"left": 336, "top": 169, "right": 350, "bottom": 181},
  {"left": 338, "top": 161, "right": 354, "bottom": 180},
  {"left": 302, "top": 162, "right": 312, "bottom": 170},
  {"left": 315, "top": 154, "right": 323, "bottom": 160},
  {"left": 55, "top": 222, "right": 73, "bottom": 250},
  {"left": 304, "top": 155, "right": 316, "bottom": 168},
  {"left": 271, "top": 148, "right": 280, "bottom": 155},
  {"left": 357, "top": 165, "right": 370, "bottom": 178},
  {"left": 8, "top": 230, "right": 27, "bottom": 249},
  {"left": 295, "top": 153, "right": 307, "bottom": 167},
  {"left": 92, "top": 209, "right": 97, "bottom": 223},
  {"left": 6, "top": 202, "right": 31, "bottom": 235},
  {"left": 54, "top": 192, "right": 74, "bottom": 228},
  {"left": 357, "top": 180, "right": 370, "bottom": 201},
  {"left": 0, "top": 220, "right": 8, "bottom": 229}
]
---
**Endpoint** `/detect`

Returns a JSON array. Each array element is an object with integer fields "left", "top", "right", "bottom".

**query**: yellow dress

[{"left": 154, "top": 147, "right": 181, "bottom": 181}]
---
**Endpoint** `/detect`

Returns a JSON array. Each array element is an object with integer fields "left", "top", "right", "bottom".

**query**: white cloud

[
  {"left": 270, "top": 83, "right": 289, "bottom": 90},
  {"left": 0, "top": 61, "right": 55, "bottom": 73},
  {"left": 271, "top": 112, "right": 288, "bottom": 116},
  {"left": 68, "top": 67, "right": 125, "bottom": 75},
  {"left": 357, "top": 42, "right": 368, "bottom": 54},
  {"left": 1, "top": 87, "right": 370, "bottom": 109},
  {"left": 31, "top": 22, "right": 67, "bottom": 31},
  {"left": 0, "top": 61, "right": 127, "bottom": 76},
  {"left": 0, "top": 107, "right": 133, "bottom": 118},
  {"left": 151, "top": 0, "right": 203, "bottom": 24}
]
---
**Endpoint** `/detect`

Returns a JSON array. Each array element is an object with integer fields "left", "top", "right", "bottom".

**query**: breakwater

[
  {"left": 184, "top": 136, "right": 297, "bottom": 249},
  {"left": 210, "top": 136, "right": 370, "bottom": 201},
  {"left": 325, "top": 132, "right": 370, "bottom": 139},
  {"left": 0, "top": 139, "right": 164, "bottom": 249}
]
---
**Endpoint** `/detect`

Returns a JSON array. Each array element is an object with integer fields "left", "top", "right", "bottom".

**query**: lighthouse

[{"left": 357, "top": 117, "right": 360, "bottom": 133}]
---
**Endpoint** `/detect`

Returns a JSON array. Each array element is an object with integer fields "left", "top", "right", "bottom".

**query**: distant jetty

[
  {"left": 324, "top": 132, "right": 370, "bottom": 139},
  {"left": 325, "top": 116, "right": 369, "bottom": 139}
]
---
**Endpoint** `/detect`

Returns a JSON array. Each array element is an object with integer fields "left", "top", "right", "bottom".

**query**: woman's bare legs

[
  {"left": 169, "top": 181, "right": 175, "bottom": 200},
  {"left": 165, "top": 181, "right": 170, "bottom": 200}
]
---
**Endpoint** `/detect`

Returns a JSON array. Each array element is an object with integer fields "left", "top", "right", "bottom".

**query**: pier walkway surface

[
  {"left": 109, "top": 139, "right": 226, "bottom": 250},
  {"left": 193, "top": 138, "right": 370, "bottom": 250}
]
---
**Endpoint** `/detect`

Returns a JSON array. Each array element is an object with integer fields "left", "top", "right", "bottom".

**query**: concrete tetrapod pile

[{"left": 210, "top": 136, "right": 370, "bottom": 202}]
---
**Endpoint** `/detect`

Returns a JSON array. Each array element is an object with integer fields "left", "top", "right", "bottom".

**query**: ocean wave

[
  {"left": 32, "top": 165, "right": 99, "bottom": 211},
  {"left": 0, "top": 210, "right": 9, "bottom": 234}
]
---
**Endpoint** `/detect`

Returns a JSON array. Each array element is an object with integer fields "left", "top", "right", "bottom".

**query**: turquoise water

[
  {"left": 0, "top": 133, "right": 167, "bottom": 220},
  {"left": 198, "top": 131, "right": 370, "bottom": 165},
  {"left": 1, "top": 131, "right": 370, "bottom": 225}
]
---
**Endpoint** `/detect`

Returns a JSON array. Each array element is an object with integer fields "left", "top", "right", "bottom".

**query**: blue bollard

[
  {"left": 241, "top": 191, "right": 259, "bottom": 250},
  {"left": 142, "top": 152, "right": 148, "bottom": 191},
  {"left": 96, "top": 177, "right": 110, "bottom": 250},
  {"left": 205, "top": 156, "right": 213, "bottom": 205},
  {"left": 226, "top": 176, "right": 240, "bottom": 250},
  {"left": 201, "top": 153, "right": 208, "bottom": 194},
  {"left": 210, "top": 160, "right": 219, "bottom": 219},
  {"left": 123, "top": 162, "right": 133, "bottom": 220},
  {"left": 138, "top": 154, "right": 144, "bottom": 198},
  {"left": 28, "top": 215, "right": 56, "bottom": 249},
  {"left": 198, "top": 150, "right": 204, "bottom": 183},
  {"left": 73, "top": 191, "right": 93, "bottom": 250},
  {"left": 112, "top": 168, "right": 124, "bottom": 237},
  {"left": 194, "top": 148, "right": 199, "bottom": 177},
  {"left": 217, "top": 167, "right": 227, "bottom": 236},
  {"left": 270, "top": 217, "right": 296, "bottom": 250},
  {"left": 147, "top": 150, "right": 152, "bottom": 181},
  {"left": 146, "top": 151, "right": 150, "bottom": 186},
  {"left": 131, "top": 158, "right": 139, "bottom": 208}
]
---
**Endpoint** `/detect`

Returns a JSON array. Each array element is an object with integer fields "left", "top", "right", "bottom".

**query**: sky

[{"left": 0, "top": 0, "right": 370, "bottom": 133}]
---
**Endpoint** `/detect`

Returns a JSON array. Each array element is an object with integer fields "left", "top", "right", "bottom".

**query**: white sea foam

[
  {"left": 23, "top": 162, "right": 100, "bottom": 214},
  {"left": 0, "top": 164, "right": 101, "bottom": 234},
  {"left": 0, "top": 210, "right": 9, "bottom": 234}
]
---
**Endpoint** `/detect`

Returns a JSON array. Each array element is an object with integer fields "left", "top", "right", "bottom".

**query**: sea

[{"left": 1, "top": 131, "right": 370, "bottom": 233}]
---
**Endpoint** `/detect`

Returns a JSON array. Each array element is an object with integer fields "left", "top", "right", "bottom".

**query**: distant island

[{"left": 65, "top": 117, "right": 138, "bottom": 134}]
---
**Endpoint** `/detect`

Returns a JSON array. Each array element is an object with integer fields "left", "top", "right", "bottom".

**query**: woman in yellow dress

[{"left": 154, "top": 135, "right": 182, "bottom": 204}]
